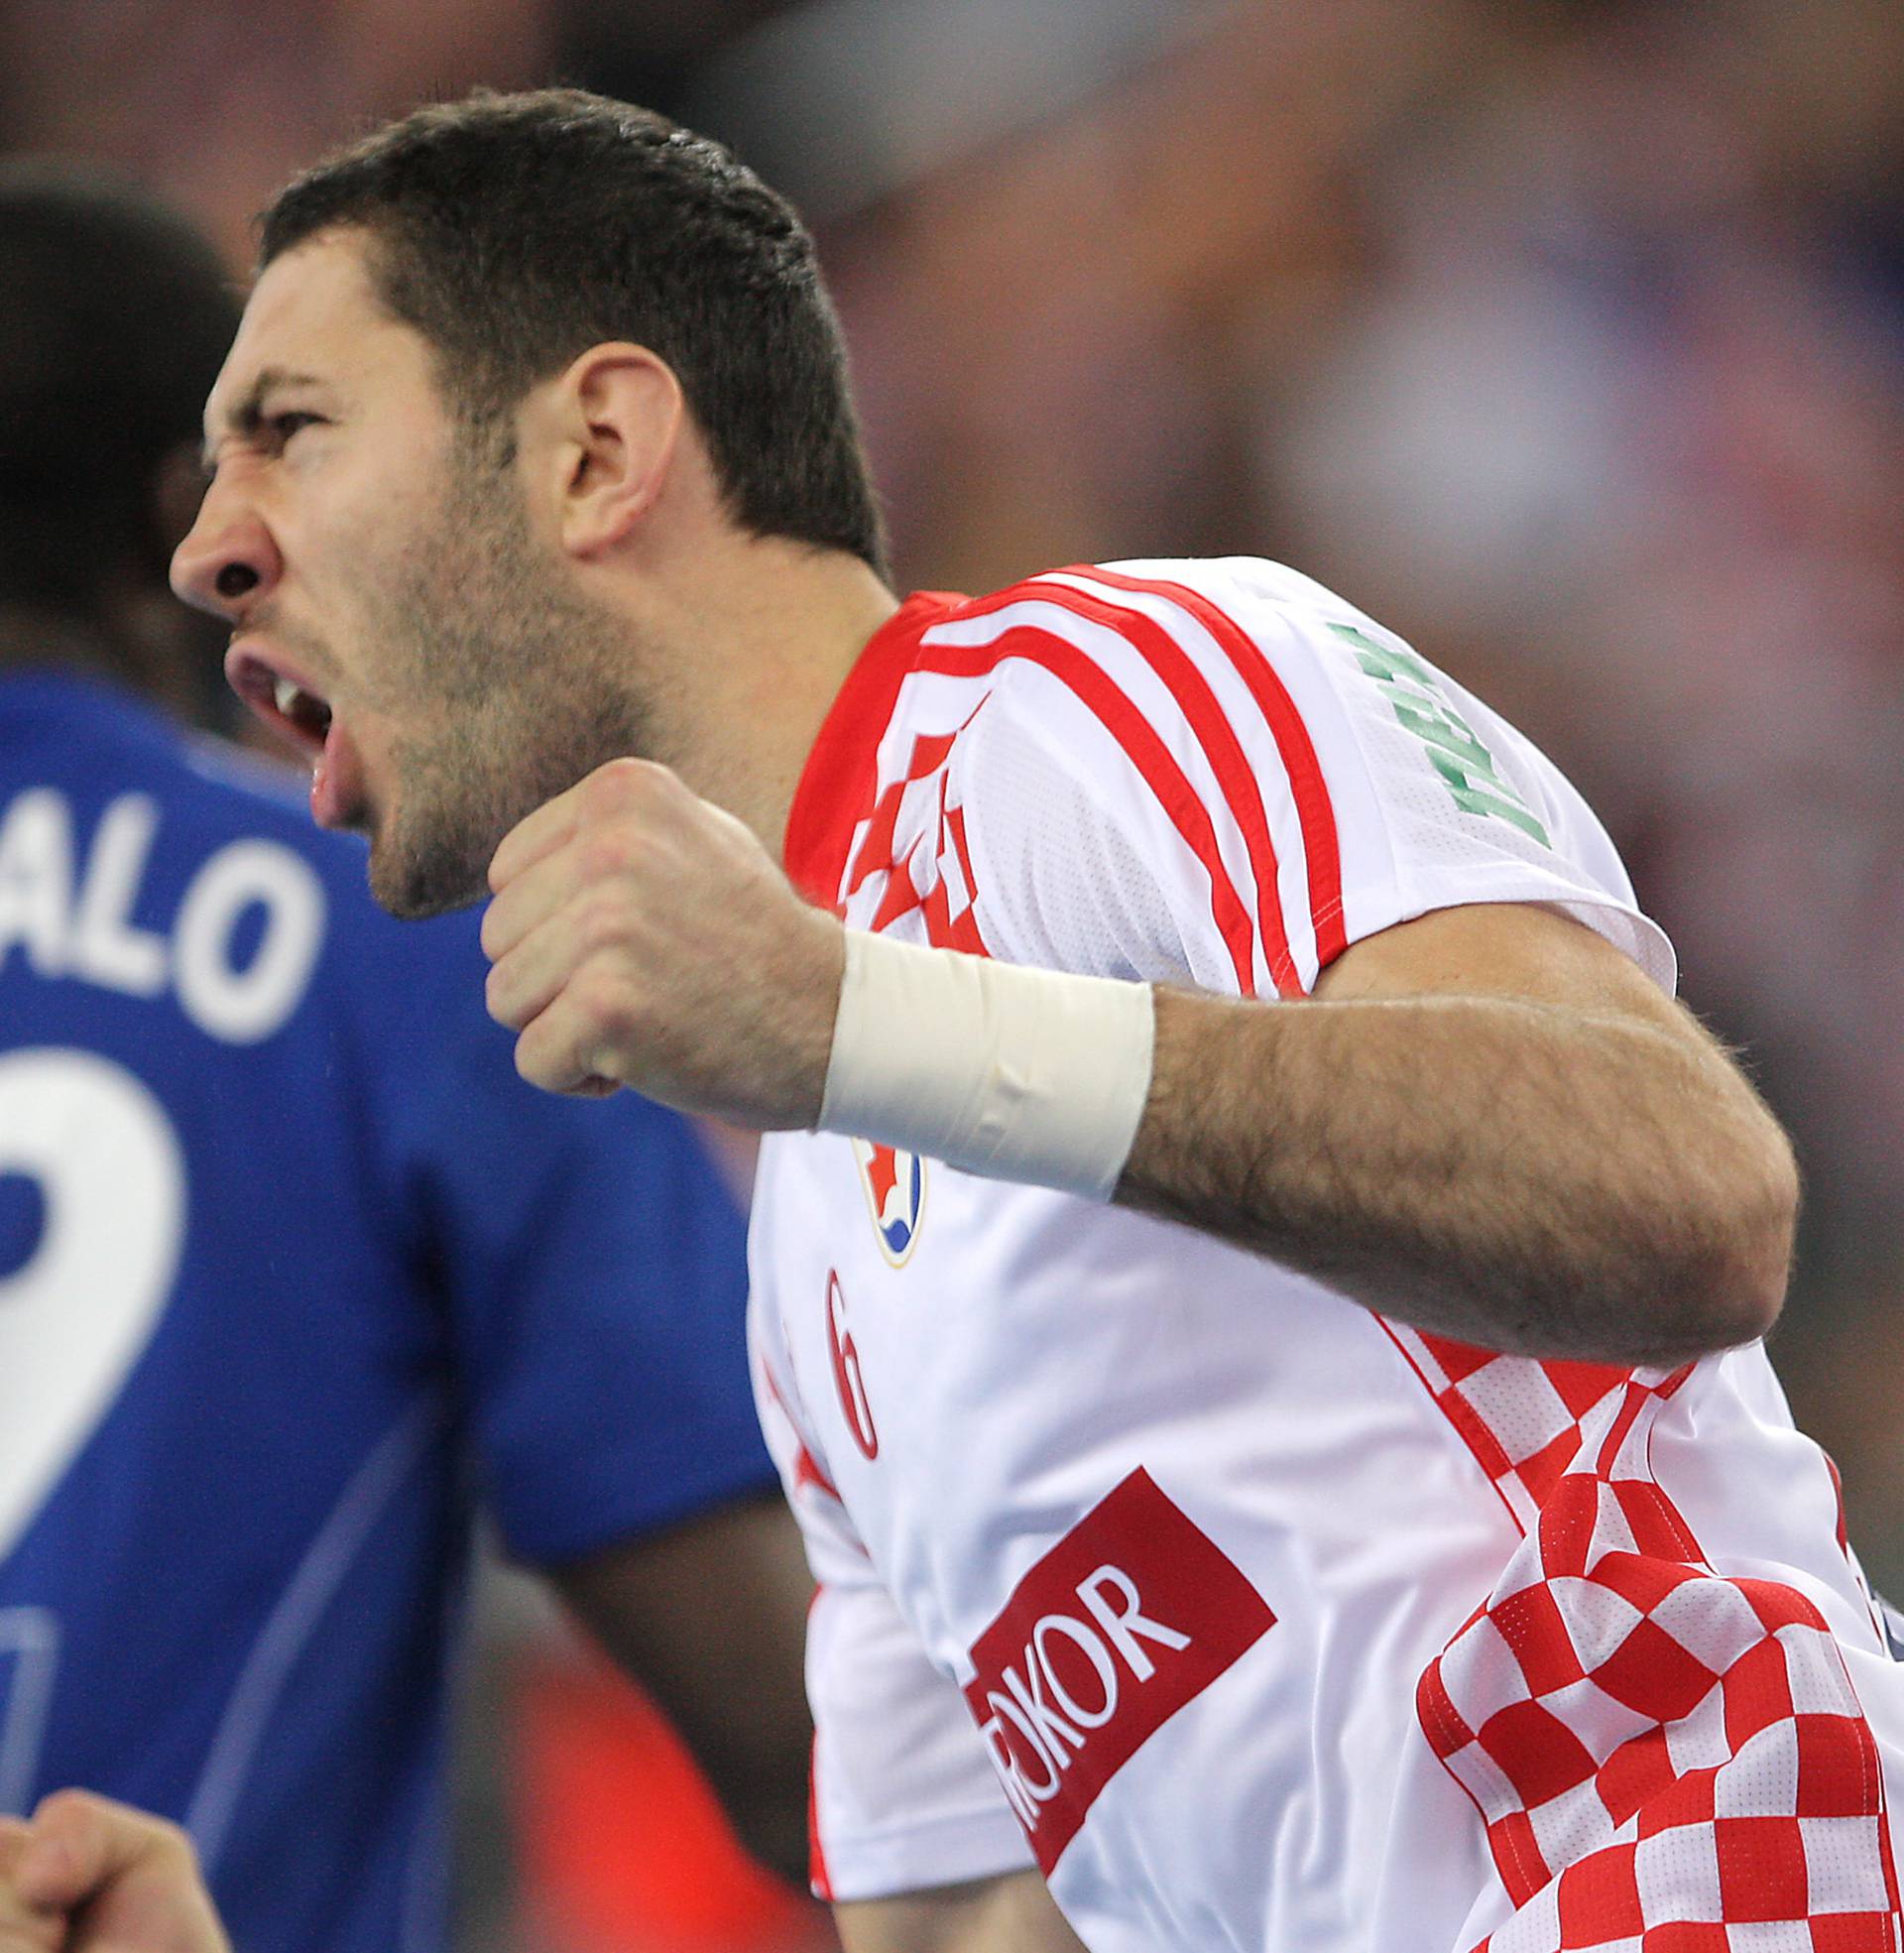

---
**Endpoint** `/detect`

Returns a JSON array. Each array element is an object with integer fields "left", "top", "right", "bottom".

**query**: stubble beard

[{"left": 364, "top": 461, "right": 658, "bottom": 920}]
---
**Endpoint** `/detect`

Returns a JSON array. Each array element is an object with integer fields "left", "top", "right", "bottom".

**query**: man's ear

[{"left": 540, "top": 343, "right": 685, "bottom": 559}]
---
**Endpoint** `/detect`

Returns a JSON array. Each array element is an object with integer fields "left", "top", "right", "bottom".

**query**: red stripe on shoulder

[
  {"left": 1072, "top": 565, "right": 1349, "bottom": 974},
  {"left": 783, "top": 592, "right": 967, "bottom": 908},
  {"left": 955, "top": 577, "right": 1301, "bottom": 995},
  {"left": 913, "top": 614, "right": 1258, "bottom": 995}
]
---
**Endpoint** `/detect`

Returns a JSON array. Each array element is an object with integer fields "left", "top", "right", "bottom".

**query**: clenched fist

[
  {"left": 483, "top": 758, "right": 847, "bottom": 1125},
  {"left": 0, "top": 1792, "right": 227, "bottom": 1953}
]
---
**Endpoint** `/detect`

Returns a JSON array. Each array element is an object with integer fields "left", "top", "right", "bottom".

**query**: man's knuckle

[
  {"left": 579, "top": 826, "right": 638, "bottom": 880},
  {"left": 32, "top": 1788, "right": 92, "bottom": 1828},
  {"left": 583, "top": 756, "right": 649, "bottom": 812},
  {"left": 579, "top": 890, "right": 634, "bottom": 952},
  {"left": 577, "top": 966, "right": 643, "bottom": 1038},
  {"left": 148, "top": 1815, "right": 198, "bottom": 1865}
]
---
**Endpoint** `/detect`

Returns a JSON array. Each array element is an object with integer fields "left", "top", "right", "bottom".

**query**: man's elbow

[{"left": 1662, "top": 1116, "right": 1800, "bottom": 1357}]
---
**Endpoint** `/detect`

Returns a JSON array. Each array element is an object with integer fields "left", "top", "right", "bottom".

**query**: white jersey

[{"left": 750, "top": 558, "right": 1904, "bottom": 1952}]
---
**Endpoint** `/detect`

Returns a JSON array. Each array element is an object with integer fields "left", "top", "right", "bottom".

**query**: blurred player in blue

[{"left": 0, "top": 164, "right": 814, "bottom": 1953}]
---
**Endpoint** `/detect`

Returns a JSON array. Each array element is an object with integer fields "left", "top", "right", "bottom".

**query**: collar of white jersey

[{"left": 782, "top": 588, "right": 965, "bottom": 911}]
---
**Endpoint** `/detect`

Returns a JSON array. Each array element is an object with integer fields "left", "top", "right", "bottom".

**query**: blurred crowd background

[{"left": 5, "top": 0, "right": 1902, "bottom": 1945}]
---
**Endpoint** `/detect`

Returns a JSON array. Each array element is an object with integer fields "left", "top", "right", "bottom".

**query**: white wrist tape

[{"left": 817, "top": 929, "right": 1156, "bottom": 1200}]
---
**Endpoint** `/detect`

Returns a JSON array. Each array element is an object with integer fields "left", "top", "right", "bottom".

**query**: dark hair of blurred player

[{"left": 0, "top": 163, "right": 236, "bottom": 720}]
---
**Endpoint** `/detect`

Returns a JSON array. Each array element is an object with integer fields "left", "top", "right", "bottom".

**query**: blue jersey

[{"left": 0, "top": 671, "right": 774, "bottom": 1953}]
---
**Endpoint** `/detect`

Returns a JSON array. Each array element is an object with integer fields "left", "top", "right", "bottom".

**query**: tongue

[{"left": 308, "top": 723, "right": 363, "bottom": 830}]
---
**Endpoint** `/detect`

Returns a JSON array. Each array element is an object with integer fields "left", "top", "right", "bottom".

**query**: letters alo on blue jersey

[{"left": 0, "top": 671, "right": 770, "bottom": 1953}]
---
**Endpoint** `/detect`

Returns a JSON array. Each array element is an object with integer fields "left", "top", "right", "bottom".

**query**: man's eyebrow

[{"left": 199, "top": 367, "right": 327, "bottom": 472}]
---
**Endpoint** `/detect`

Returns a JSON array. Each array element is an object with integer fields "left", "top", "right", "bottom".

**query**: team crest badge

[{"left": 851, "top": 1139, "right": 926, "bottom": 1266}]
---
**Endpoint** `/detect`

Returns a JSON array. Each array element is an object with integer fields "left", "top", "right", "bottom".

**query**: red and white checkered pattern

[
  {"left": 842, "top": 721, "right": 988, "bottom": 955},
  {"left": 1393, "top": 1328, "right": 1903, "bottom": 1951},
  {"left": 1383, "top": 1325, "right": 1637, "bottom": 1531}
]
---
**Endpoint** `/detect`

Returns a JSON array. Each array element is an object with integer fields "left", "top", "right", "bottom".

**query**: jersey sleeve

[
  {"left": 749, "top": 1282, "right": 1033, "bottom": 1900},
  {"left": 929, "top": 558, "right": 1674, "bottom": 1000},
  {"left": 372, "top": 911, "right": 774, "bottom": 1565}
]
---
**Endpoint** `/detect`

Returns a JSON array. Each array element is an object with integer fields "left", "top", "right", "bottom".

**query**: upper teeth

[{"left": 274, "top": 676, "right": 300, "bottom": 716}]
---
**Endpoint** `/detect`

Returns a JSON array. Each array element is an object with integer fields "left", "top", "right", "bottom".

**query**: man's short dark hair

[
  {"left": 0, "top": 163, "right": 240, "bottom": 615},
  {"left": 261, "top": 88, "right": 887, "bottom": 574}
]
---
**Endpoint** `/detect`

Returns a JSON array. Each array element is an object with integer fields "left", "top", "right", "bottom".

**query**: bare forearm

[
  {"left": 553, "top": 1495, "right": 816, "bottom": 1887},
  {"left": 482, "top": 770, "right": 1797, "bottom": 1365},
  {"left": 1118, "top": 984, "right": 1797, "bottom": 1364},
  {"left": 837, "top": 1871, "right": 1086, "bottom": 1953}
]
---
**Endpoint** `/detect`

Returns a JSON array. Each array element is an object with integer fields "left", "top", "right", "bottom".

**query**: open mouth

[
  {"left": 272, "top": 673, "right": 333, "bottom": 746},
  {"left": 227, "top": 646, "right": 334, "bottom": 759}
]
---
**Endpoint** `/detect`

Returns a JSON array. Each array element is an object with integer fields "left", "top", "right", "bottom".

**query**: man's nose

[{"left": 170, "top": 480, "right": 282, "bottom": 622}]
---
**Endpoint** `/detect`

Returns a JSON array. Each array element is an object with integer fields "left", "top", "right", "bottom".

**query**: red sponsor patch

[{"left": 961, "top": 1469, "right": 1275, "bottom": 1872}]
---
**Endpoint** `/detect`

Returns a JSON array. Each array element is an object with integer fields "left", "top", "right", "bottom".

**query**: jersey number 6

[{"left": 825, "top": 1269, "right": 880, "bottom": 1462}]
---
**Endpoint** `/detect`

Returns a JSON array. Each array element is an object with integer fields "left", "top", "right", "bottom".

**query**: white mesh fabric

[{"left": 953, "top": 699, "right": 1199, "bottom": 987}]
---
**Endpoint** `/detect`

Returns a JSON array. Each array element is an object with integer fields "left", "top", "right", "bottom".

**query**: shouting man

[{"left": 170, "top": 91, "right": 1876, "bottom": 1953}]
